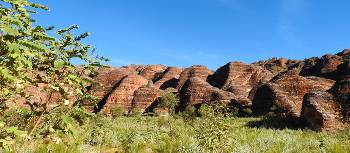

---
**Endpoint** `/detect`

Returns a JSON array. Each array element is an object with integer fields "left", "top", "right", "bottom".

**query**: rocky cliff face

[
  {"left": 252, "top": 70, "right": 335, "bottom": 118},
  {"left": 176, "top": 65, "right": 214, "bottom": 90},
  {"left": 131, "top": 87, "right": 161, "bottom": 112},
  {"left": 103, "top": 74, "right": 148, "bottom": 113},
  {"left": 16, "top": 49, "right": 346, "bottom": 131},
  {"left": 301, "top": 91, "right": 343, "bottom": 131},
  {"left": 154, "top": 67, "right": 183, "bottom": 90},
  {"left": 89, "top": 67, "right": 133, "bottom": 102},
  {"left": 300, "top": 49, "right": 350, "bottom": 81},
  {"left": 209, "top": 62, "right": 274, "bottom": 107},
  {"left": 179, "top": 77, "right": 236, "bottom": 107}
]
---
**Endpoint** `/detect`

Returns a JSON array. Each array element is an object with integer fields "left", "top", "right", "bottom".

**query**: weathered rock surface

[
  {"left": 6, "top": 84, "right": 61, "bottom": 109},
  {"left": 253, "top": 58, "right": 302, "bottom": 75},
  {"left": 301, "top": 91, "right": 343, "bottom": 131},
  {"left": 154, "top": 67, "right": 183, "bottom": 90},
  {"left": 209, "top": 62, "right": 274, "bottom": 106},
  {"left": 131, "top": 87, "right": 161, "bottom": 113},
  {"left": 252, "top": 70, "right": 335, "bottom": 117},
  {"left": 177, "top": 65, "right": 214, "bottom": 90},
  {"left": 89, "top": 67, "right": 134, "bottom": 101},
  {"left": 301, "top": 49, "right": 350, "bottom": 81},
  {"left": 7, "top": 83, "right": 79, "bottom": 111},
  {"left": 138, "top": 65, "right": 167, "bottom": 80},
  {"left": 103, "top": 74, "right": 148, "bottom": 112},
  {"left": 179, "top": 77, "right": 236, "bottom": 107},
  {"left": 118, "top": 64, "right": 167, "bottom": 81},
  {"left": 330, "top": 77, "right": 350, "bottom": 119},
  {"left": 65, "top": 49, "right": 350, "bottom": 131}
]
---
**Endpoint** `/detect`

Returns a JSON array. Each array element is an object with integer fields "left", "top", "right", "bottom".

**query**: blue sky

[{"left": 33, "top": 0, "right": 350, "bottom": 70}]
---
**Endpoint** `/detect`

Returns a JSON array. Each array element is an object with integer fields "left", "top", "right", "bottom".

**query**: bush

[
  {"left": 241, "top": 108, "right": 253, "bottom": 117},
  {"left": 111, "top": 106, "right": 124, "bottom": 118},
  {"left": 130, "top": 108, "right": 143, "bottom": 117},
  {"left": 199, "top": 101, "right": 238, "bottom": 118},
  {"left": 1, "top": 108, "right": 31, "bottom": 130},
  {"left": 157, "top": 90, "right": 180, "bottom": 113},
  {"left": 198, "top": 103, "right": 214, "bottom": 117},
  {"left": 180, "top": 106, "right": 197, "bottom": 123},
  {"left": 196, "top": 117, "right": 230, "bottom": 151}
]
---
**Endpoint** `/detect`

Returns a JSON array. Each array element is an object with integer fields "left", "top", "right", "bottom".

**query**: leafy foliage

[
  {"left": 0, "top": 0, "right": 106, "bottom": 106},
  {"left": 111, "top": 106, "right": 124, "bottom": 118},
  {"left": 0, "top": 116, "right": 349, "bottom": 153},
  {"left": 0, "top": 0, "right": 106, "bottom": 144},
  {"left": 157, "top": 89, "right": 180, "bottom": 113},
  {"left": 199, "top": 101, "right": 239, "bottom": 118}
]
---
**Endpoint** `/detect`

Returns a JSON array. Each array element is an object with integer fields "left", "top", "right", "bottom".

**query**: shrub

[
  {"left": 0, "top": 0, "right": 106, "bottom": 140},
  {"left": 157, "top": 90, "right": 180, "bottom": 113},
  {"left": 180, "top": 106, "right": 197, "bottom": 123},
  {"left": 241, "top": 108, "right": 253, "bottom": 117},
  {"left": 130, "top": 108, "right": 143, "bottom": 117},
  {"left": 199, "top": 101, "right": 239, "bottom": 118},
  {"left": 111, "top": 106, "right": 124, "bottom": 118},
  {"left": 1, "top": 108, "right": 31, "bottom": 130},
  {"left": 198, "top": 103, "right": 214, "bottom": 117}
]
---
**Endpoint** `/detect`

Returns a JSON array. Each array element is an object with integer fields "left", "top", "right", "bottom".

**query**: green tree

[
  {"left": 0, "top": 0, "right": 106, "bottom": 138},
  {"left": 157, "top": 89, "right": 180, "bottom": 113}
]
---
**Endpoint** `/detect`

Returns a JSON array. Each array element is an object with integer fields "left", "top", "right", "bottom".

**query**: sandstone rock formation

[
  {"left": 90, "top": 67, "right": 133, "bottom": 101},
  {"left": 118, "top": 64, "right": 167, "bottom": 81},
  {"left": 301, "top": 54, "right": 342, "bottom": 79},
  {"left": 179, "top": 77, "right": 235, "bottom": 107},
  {"left": 90, "top": 65, "right": 165, "bottom": 104},
  {"left": 330, "top": 77, "right": 350, "bottom": 119},
  {"left": 301, "top": 91, "right": 343, "bottom": 131},
  {"left": 154, "top": 67, "right": 183, "bottom": 90},
  {"left": 80, "top": 49, "right": 349, "bottom": 131},
  {"left": 252, "top": 70, "right": 335, "bottom": 117},
  {"left": 177, "top": 65, "right": 214, "bottom": 90},
  {"left": 6, "top": 83, "right": 61, "bottom": 109},
  {"left": 131, "top": 87, "right": 161, "bottom": 113},
  {"left": 138, "top": 65, "right": 167, "bottom": 80},
  {"left": 209, "top": 62, "right": 274, "bottom": 106},
  {"left": 253, "top": 58, "right": 301, "bottom": 75},
  {"left": 103, "top": 74, "right": 148, "bottom": 112},
  {"left": 301, "top": 49, "right": 350, "bottom": 81}
]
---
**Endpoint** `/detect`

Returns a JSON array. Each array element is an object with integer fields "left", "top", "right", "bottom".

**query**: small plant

[
  {"left": 111, "top": 106, "right": 124, "bottom": 118},
  {"left": 198, "top": 103, "right": 214, "bottom": 117},
  {"left": 241, "top": 108, "right": 253, "bottom": 117},
  {"left": 199, "top": 101, "right": 238, "bottom": 118},
  {"left": 180, "top": 106, "right": 197, "bottom": 123},
  {"left": 305, "top": 57, "right": 319, "bottom": 67},
  {"left": 130, "top": 108, "right": 143, "bottom": 117},
  {"left": 196, "top": 109, "right": 230, "bottom": 151},
  {"left": 157, "top": 89, "right": 180, "bottom": 114}
]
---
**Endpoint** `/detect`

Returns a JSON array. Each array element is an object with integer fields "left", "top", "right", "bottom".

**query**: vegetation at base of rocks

[
  {"left": 198, "top": 101, "right": 253, "bottom": 118},
  {"left": 111, "top": 106, "right": 124, "bottom": 118},
  {"left": 0, "top": 108, "right": 349, "bottom": 153},
  {"left": 156, "top": 89, "right": 180, "bottom": 113},
  {"left": 199, "top": 102, "right": 235, "bottom": 118},
  {"left": 1, "top": 0, "right": 349, "bottom": 152},
  {"left": 129, "top": 108, "right": 143, "bottom": 117}
]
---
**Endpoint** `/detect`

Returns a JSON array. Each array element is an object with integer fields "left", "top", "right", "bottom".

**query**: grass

[{"left": 3, "top": 116, "right": 350, "bottom": 153}]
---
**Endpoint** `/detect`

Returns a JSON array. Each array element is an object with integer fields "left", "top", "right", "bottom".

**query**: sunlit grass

[{"left": 8, "top": 117, "right": 350, "bottom": 153}]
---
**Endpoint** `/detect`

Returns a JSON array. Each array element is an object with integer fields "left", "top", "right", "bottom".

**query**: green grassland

[{"left": 3, "top": 115, "right": 350, "bottom": 153}]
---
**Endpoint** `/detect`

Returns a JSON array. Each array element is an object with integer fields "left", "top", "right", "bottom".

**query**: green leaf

[
  {"left": 0, "top": 122, "right": 5, "bottom": 128},
  {"left": 54, "top": 60, "right": 65, "bottom": 69},
  {"left": 2, "top": 25, "right": 20, "bottom": 36}
]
